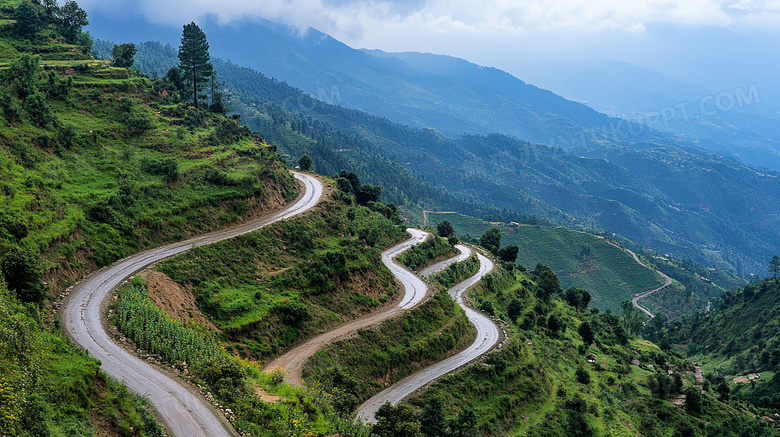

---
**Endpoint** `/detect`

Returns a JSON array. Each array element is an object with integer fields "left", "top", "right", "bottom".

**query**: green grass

[
  {"left": 401, "top": 264, "right": 775, "bottom": 437},
  {"left": 429, "top": 212, "right": 663, "bottom": 312},
  {"left": 155, "top": 191, "right": 407, "bottom": 358}
]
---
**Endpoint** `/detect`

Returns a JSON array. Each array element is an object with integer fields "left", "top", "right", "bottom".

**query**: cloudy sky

[{"left": 81, "top": 0, "right": 780, "bottom": 96}]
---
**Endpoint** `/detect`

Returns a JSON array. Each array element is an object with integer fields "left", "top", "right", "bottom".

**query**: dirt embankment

[{"left": 140, "top": 270, "right": 218, "bottom": 331}]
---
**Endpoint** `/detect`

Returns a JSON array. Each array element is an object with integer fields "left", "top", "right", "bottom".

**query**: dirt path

[
  {"left": 264, "top": 229, "right": 432, "bottom": 385},
  {"left": 60, "top": 173, "right": 323, "bottom": 437}
]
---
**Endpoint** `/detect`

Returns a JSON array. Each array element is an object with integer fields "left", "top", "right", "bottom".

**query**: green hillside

[
  {"left": 0, "top": 2, "right": 294, "bottom": 435},
  {"left": 153, "top": 180, "right": 407, "bottom": 358},
  {"left": 1, "top": 2, "right": 773, "bottom": 436},
  {"left": 300, "top": 251, "right": 775, "bottom": 436},
  {"left": 426, "top": 212, "right": 739, "bottom": 316},
  {"left": 658, "top": 279, "right": 780, "bottom": 409}
]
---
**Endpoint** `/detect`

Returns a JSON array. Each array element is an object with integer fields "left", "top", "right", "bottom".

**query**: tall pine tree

[{"left": 178, "top": 22, "right": 213, "bottom": 107}]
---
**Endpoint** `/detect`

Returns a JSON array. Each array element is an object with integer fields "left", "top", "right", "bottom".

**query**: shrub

[
  {"left": 140, "top": 158, "right": 179, "bottom": 182},
  {"left": 23, "top": 93, "right": 54, "bottom": 126},
  {"left": 575, "top": 366, "right": 591, "bottom": 385},
  {"left": 1, "top": 246, "right": 46, "bottom": 303}
]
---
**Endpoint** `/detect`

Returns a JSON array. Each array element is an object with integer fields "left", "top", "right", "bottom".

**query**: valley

[{"left": 1, "top": 1, "right": 780, "bottom": 436}]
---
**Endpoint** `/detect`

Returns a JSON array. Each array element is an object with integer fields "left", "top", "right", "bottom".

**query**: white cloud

[{"left": 79, "top": 0, "right": 780, "bottom": 36}]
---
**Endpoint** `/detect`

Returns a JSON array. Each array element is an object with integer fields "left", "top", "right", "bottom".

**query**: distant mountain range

[
  {"left": 90, "top": 17, "right": 780, "bottom": 277},
  {"left": 88, "top": 14, "right": 780, "bottom": 173}
]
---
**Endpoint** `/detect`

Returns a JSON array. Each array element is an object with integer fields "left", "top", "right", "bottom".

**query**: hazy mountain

[
  {"left": 90, "top": 14, "right": 780, "bottom": 173},
  {"left": 90, "top": 15, "right": 666, "bottom": 149},
  {"left": 98, "top": 37, "right": 780, "bottom": 277},
  {"left": 515, "top": 59, "right": 780, "bottom": 171}
]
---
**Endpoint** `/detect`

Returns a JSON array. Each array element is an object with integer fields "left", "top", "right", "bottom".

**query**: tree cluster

[
  {"left": 13, "top": 0, "right": 89, "bottom": 44},
  {"left": 371, "top": 398, "right": 478, "bottom": 437}
]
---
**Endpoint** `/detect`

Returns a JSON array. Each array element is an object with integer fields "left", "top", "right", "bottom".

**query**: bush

[
  {"left": 575, "top": 366, "right": 591, "bottom": 385},
  {"left": 274, "top": 301, "right": 310, "bottom": 327},
  {"left": 23, "top": 93, "right": 54, "bottom": 126},
  {"left": 140, "top": 158, "right": 179, "bottom": 182},
  {"left": 1, "top": 246, "right": 46, "bottom": 303},
  {"left": 437, "top": 220, "right": 454, "bottom": 237},
  {"left": 124, "top": 112, "right": 152, "bottom": 136}
]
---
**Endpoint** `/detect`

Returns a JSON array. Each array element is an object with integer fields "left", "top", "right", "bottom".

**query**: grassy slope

[
  {"left": 429, "top": 212, "right": 662, "bottom": 312},
  {"left": 0, "top": 3, "right": 295, "bottom": 435},
  {"left": 429, "top": 212, "right": 741, "bottom": 317},
  {"left": 301, "top": 255, "right": 481, "bottom": 403},
  {"left": 406, "top": 266, "right": 776, "bottom": 437},
  {"left": 1, "top": 16, "right": 296, "bottom": 294},
  {"left": 154, "top": 190, "right": 407, "bottom": 358},
  {"left": 665, "top": 280, "right": 780, "bottom": 407}
]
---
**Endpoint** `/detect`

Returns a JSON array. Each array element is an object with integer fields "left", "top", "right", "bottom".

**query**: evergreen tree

[
  {"left": 1, "top": 246, "right": 46, "bottom": 303},
  {"left": 372, "top": 402, "right": 422, "bottom": 437},
  {"left": 770, "top": 255, "right": 779, "bottom": 281},
  {"left": 480, "top": 227, "right": 501, "bottom": 254},
  {"left": 619, "top": 299, "right": 643, "bottom": 335},
  {"left": 298, "top": 154, "right": 312, "bottom": 171},
  {"left": 436, "top": 220, "right": 454, "bottom": 238},
  {"left": 450, "top": 407, "right": 478, "bottom": 437},
  {"left": 497, "top": 244, "right": 519, "bottom": 263},
  {"left": 178, "top": 22, "right": 213, "bottom": 107},
  {"left": 13, "top": 1, "right": 45, "bottom": 41},
  {"left": 578, "top": 321, "right": 594, "bottom": 345},
  {"left": 419, "top": 394, "right": 447, "bottom": 437}
]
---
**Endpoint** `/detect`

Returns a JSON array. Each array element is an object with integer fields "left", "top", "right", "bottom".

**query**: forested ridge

[{"left": 95, "top": 39, "right": 780, "bottom": 277}]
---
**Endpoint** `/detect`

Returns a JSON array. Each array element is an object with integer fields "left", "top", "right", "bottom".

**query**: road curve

[
  {"left": 624, "top": 248, "right": 672, "bottom": 319},
  {"left": 418, "top": 244, "right": 470, "bottom": 277},
  {"left": 356, "top": 251, "right": 498, "bottom": 423},
  {"left": 264, "top": 228, "right": 430, "bottom": 385},
  {"left": 60, "top": 173, "right": 323, "bottom": 437}
]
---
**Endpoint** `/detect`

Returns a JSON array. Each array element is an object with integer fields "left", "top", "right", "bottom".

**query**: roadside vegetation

[
  {"left": 153, "top": 172, "right": 406, "bottom": 358},
  {"left": 0, "top": 1, "right": 294, "bottom": 435},
  {"left": 429, "top": 212, "right": 743, "bottom": 316},
  {"left": 397, "top": 254, "right": 775, "bottom": 436},
  {"left": 0, "top": 280, "right": 162, "bottom": 436},
  {"left": 397, "top": 233, "right": 457, "bottom": 271}
]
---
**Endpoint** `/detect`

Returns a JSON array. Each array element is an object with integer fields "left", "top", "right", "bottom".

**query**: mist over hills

[
  {"left": 515, "top": 59, "right": 780, "bottom": 172},
  {"left": 94, "top": 38, "right": 779, "bottom": 279},
  {"left": 88, "top": 13, "right": 780, "bottom": 173}
]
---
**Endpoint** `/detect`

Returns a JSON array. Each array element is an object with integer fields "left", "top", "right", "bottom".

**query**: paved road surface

[
  {"left": 356, "top": 251, "right": 498, "bottom": 423},
  {"left": 60, "top": 173, "right": 323, "bottom": 437},
  {"left": 264, "top": 228, "right": 430, "bottom": 385},
  {"left": 419, "top": 244, "right": 470, "bottom": 277},
  {"left": 624, "top": 248, "right": 673, "bottom": 319}
]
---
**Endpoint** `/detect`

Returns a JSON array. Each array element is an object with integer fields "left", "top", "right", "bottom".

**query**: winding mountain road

[
  {"left": 264, "top": 228, "right": 431, "bottom": 385},
  {"left": 624, "top": 248, "right": 672, "bottom": 319},
  {"left": 356, "top": 251, "right": 498, "bottom": 423},
  {"left": 60, "top": 173, "right": 323, "bottom": 437}
]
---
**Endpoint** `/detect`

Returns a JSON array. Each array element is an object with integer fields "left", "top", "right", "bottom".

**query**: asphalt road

[
  {"left": 264, "top": 228, "right": 431, "bottom": 384},
  {"left": 624, "top": 247, "right": 673, "bottom": 319},
  {"left": 60, "top": 172, "right": 323, "bottom": 437},
  {"left": 418, "top": 244, "right": 470, "bottom": 277},
  {"left": 356, "top": 251, "right": 498, "bottom": 423}
]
